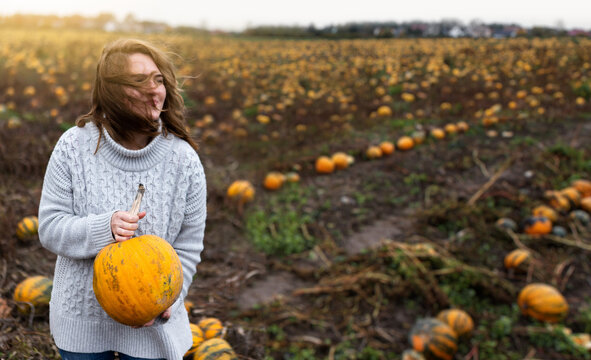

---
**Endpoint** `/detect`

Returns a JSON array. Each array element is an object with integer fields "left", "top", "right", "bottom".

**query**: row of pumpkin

[{"left": 226, "top": 120, "right": 471, "bottom": 203}]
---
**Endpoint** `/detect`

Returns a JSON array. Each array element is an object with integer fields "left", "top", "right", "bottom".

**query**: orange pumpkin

[
  {"left": 559, "top": 187, "right": 581, "bottom": 207},
  {"left": 409, "top": 318, "right": 458, "bottom": 360},
  {"left": 523, "top": 216, "right": 552, "bottom": 235},
  {"left": 430, "top": 128, "right": 445, "bottom": 140},
  {"left": 194, "top": 338, "right": 237, "bottom": 360},
  {"left": 198, "top": 317, "right": 224, "bottom": 339},
  {"left": 13, "top": 275, "right": 52, "bottom": 314},
  {"left": 443, "top": 123, "right": 458, "bottom": 135},
  {"left": 581, "top": 197, "right": 591, "bottom": 213},
  {"left": 544, "top": 190, "right": 571, "bottom": 212},
  {"left": 93, "top": 235, "right": 183, "bottom": 327},
  {"left": 504, "top": 249, "right": 531, "bottom": 270},
  {"left": 263, "top": 172, "right": 284, "bottom": 191},
  {"left": 16, "top": 216, "right": 39, "bottom": 241},
  {"left": 532, "top": 205, "right": 558, "bottom": 222},
  {"left": 436, "top": 309, "right": 474, "bottom": 338},
  {"left": 379, "top": 141, "right": 395, "bottom": 155},
  {"left": 571, "top": 179, "right": 591, "bottom": 198},
  {"left": 185, "top": 323, "right": 205, "bottom": 358},
  {"left": 366, "top": 145, "right": 383, "bottom": 159},
  {"left": 517, "top": 283, "right": 568, "bottom": 323},
  {"left": 315, "top": 156, "right": 335, "bottom": 174},
  {"left": 455, "top": 121, "right": 469, "bottom": 132},
  {"left": 226, "top": 180, "right": 255, "bottom": 204},
  {"left": 332, "top": 152, "right": 351, "bottom": 170},
  {"left": 397, "top": 136, "right": 415, "bottom": 151}
]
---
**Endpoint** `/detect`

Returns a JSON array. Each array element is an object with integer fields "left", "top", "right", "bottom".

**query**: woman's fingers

[{"left": 110, "top": 210, "right": 146, "bottom": 242}]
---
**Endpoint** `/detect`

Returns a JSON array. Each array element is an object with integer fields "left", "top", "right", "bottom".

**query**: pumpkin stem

[{"left": 130, "top": 184, "right": 145, "bottom": 215}]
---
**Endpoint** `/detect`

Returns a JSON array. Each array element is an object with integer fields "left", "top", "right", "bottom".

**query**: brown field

[{"left": 1, "top": 29, "right": 591, "bottom": 359}]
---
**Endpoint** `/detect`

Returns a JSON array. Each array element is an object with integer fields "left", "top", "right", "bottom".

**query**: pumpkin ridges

[
  {"left": 517, "top": 283, "right": 568, "bottom": 323},
  {"left": 93, "top": 235, "right": 183, "bottom": 326}
]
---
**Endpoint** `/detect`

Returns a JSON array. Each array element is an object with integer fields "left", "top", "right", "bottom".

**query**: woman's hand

[
  {"left": 110, "top": 210, "right": 146, "bottom": 242},
  {"left": 134, "top": 306, "right": 172, "bottom": 328}
]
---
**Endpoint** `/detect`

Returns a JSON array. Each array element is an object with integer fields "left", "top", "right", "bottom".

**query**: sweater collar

[{"left": 89, "top": 121, "right": 173, "bottom": 171}]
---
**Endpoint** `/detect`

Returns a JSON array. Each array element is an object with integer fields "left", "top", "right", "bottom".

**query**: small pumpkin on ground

[
  {"left": 331, "top": 152, "right": 351, "bottom": 170},
  {"left": 184, "top": 323, "right": 205, "bottom": 359},
  {"left": 193, "top": 338, "right": 237, "bottom": 360},
  {"left": 552, "top": 225, "right": 568, "bottom": 237},
  {"left": 365, "top": 145, "right": 383, "bottom": 159},
  {"left": 522, "top": 216, "right": 552, "bottom": 235},
  {"left": 532, "top": 205, "right": 558, "bottom": 223},
  {"left": 226, "top": 180, "right": 255, "bottom": 204},
  {"left": 544, "top": 190, "right": 571, "bottom": 212},
  {"left": 397, "top": 136, "right": 415, "bottom": 151},
  {"left": 571, "top": 179, "right": 591, "bottom": 198},
  {"left": 16, "top": 216, "right": 39, "bottom": 240},
  {"left": 315, "top": 156, "right": 335, "bottom": 174},
  {"left": 198, "top": 317, "right": 224, "bottom": 339},
  {"left": 504, "top": 249, "right": 531, "bottom": 270},
  {"left": 412, "top": 131, "right": 426, "bottom": 145},
  {"left": 495, "top": 217, "right": 517, "bottom": 232},
  {"left": 436, "top": 308, "right": 474, "bottom": 338},
  {"left": 569, "top": 210, "right": 590, "bottom": 225},
  {"left": 93, "top": 234, "right": 183, "bottom": 327},
  {"left": 430, "top": 128, "right": 445, "bottom": 140},
  {"left": 379, "top": 141, "right": 395, "bottom": 155},
  {"left": 455, "top": 121, "right": 469, "bottom": 132},
  {"left": 559, "top": 187, "right": 582, "bottom": 207},
  {"left": 581, "top": 197, "right": 591, "bottom": 213},
  {"left": 409, "top": 318, "right": 458, "bottom": 360},
  {"left": 517, "top": 283, "right": 568, "bottom": 323},
  {"left": 263, "top": 172, "right": 285, "bottom": 191},
  {"left": 13, "top": 275, "right": 52, "bottom": 314}
]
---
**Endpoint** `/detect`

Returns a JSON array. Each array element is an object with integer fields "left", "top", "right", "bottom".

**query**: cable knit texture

[{"left": 38, "top": 121, "right": 206, "bottom": 360}]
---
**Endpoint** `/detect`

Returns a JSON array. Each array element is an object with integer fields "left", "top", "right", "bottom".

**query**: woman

[{"left": 38, "top": 38, "right": 206, "bottom": 360}]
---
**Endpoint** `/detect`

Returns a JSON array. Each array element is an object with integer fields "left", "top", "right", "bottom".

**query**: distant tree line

[{"left": 0, "top": 13, "right": 586, "bottom": 39}]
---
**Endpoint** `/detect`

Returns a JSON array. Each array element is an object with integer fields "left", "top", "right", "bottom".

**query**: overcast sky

[{"left": 2, "top": 0, "right": 590, "bottom": 31}]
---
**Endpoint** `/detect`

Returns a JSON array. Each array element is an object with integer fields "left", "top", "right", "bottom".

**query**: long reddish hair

[{"left": 77, "top": 38, "right": 198, "bottom": 152}]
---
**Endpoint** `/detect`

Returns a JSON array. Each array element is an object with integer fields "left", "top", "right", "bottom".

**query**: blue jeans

[{"left": 58, "top": 349, "right": 165, "bottom": 360}]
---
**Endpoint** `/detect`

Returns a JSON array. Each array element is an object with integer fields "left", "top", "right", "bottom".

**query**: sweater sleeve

[
  {"left": 38, "top": 130, "right": 116, "bottom": 260},
  {"left": 173, "top": 153, "right": 207, "bottom": 299}
]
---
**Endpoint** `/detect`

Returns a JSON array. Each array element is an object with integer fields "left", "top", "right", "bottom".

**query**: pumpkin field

[{"left": 2, "top": 28, "right": 591, "bottom": 359}]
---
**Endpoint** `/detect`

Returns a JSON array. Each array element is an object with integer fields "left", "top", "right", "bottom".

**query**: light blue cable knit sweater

[{"left": 38, "top": 121, "right": 206, "bottom": 360}]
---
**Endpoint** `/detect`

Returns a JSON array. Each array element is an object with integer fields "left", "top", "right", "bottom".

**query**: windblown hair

[{"left": 77, "top": 38, "right": 198, "bottom": 152}]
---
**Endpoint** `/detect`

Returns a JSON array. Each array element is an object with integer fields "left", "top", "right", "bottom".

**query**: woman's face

[{"left": 125, "top": 53, "right": 166, "bottom": 121}]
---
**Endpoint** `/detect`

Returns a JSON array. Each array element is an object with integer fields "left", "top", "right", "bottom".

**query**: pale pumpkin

[{"left": 93, "top": 235, "right": 183, "bottom": 327}]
